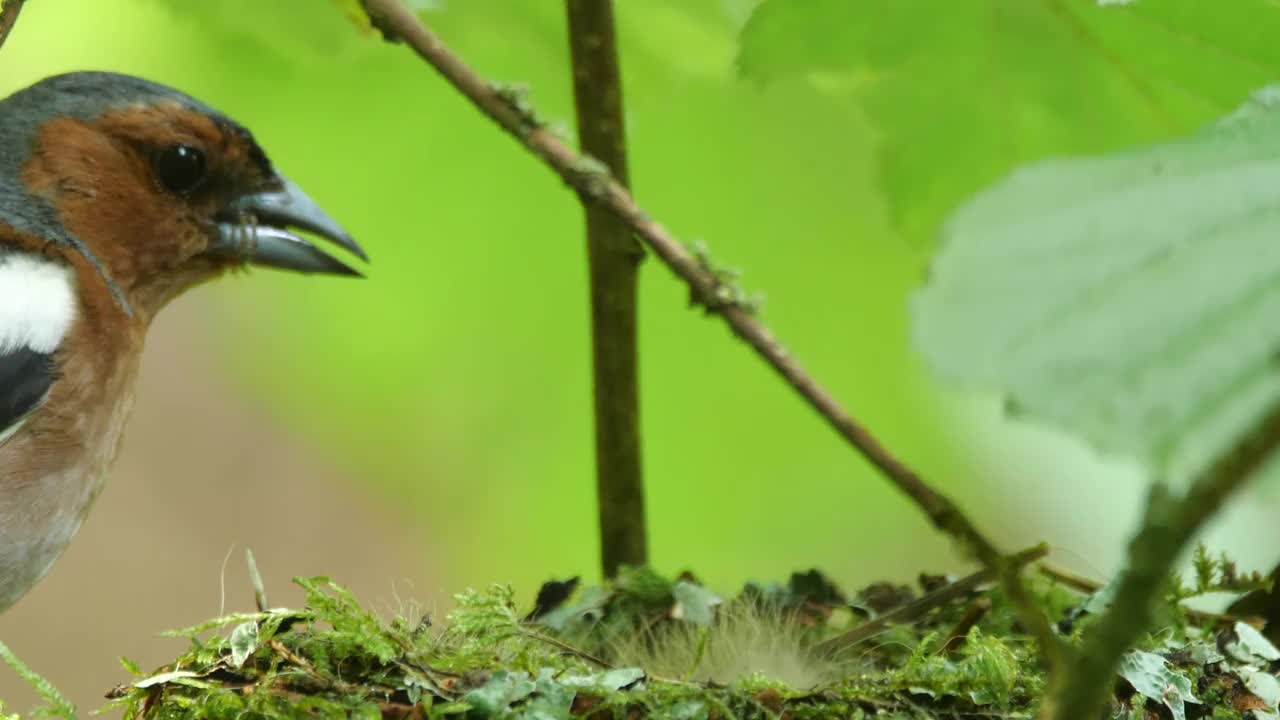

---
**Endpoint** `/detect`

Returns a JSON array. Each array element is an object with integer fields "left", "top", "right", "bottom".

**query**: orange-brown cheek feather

[{"left": 21, "top": 111, "right": 227, "bottom": 320}]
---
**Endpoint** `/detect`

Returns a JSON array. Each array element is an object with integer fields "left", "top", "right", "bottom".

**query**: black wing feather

[{"left": 0, "top": 346, "right": 53, "bottom": 438}]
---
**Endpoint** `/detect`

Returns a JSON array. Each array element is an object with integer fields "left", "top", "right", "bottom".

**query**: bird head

[{"left": 0, "top": 72, "right": 365, "bottom": 319}]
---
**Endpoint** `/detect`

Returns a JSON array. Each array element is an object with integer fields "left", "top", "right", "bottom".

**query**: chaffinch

[{"left": 0, "top": 72, "right": 366, "bottom": 611}]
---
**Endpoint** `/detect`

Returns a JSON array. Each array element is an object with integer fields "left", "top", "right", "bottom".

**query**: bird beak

[{"left": 209, "top": 175, "right": 367, "bottom": 276}]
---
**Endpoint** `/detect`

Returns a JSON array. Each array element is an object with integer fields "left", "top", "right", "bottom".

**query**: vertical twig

[
  {"left": 565, "top": 0, "right": 647, "bottom": 577},
  {"left": 357, "top": 0, "right": 1062, "bottom": 665},
  {"left": 0, "top": 0, "right": 27, "bottom": 53},
  {"left": 1043, "top": 400, "right": 1280, "bottom": 720}
]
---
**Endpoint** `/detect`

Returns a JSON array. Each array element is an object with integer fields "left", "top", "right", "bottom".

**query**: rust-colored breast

[{"left": 0, "top": 229, "right": 143, "bottom": 611}]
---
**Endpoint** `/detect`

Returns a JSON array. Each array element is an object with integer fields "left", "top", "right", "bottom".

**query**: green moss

[
  {"left": 62, "top": 554, "right": 1276, "bottom": 718},
  {"left": 0, "top": 640, "right": 76, "bottom": 720}
]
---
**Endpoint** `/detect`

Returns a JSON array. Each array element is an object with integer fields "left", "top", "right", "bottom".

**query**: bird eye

[{"left": 153, "top": 144, "right": 207, "bottom": 194}]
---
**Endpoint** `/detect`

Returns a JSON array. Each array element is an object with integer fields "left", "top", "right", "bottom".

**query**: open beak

[{"left": 209, "top": 175, "right": 367, "bottom": 276}]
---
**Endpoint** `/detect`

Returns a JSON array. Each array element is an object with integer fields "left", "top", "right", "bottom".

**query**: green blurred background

[{"left": 7, "top": 0, "right": 1267, "bottom": 712}]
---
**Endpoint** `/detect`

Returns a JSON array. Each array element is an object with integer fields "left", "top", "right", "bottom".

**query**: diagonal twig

[
  {"left": 815, "top": 544, "right": 1047, "bottom": 658},
  {"left": 942, "top": 597, "right": 994, "bottom": 652},
  {"left": 1043, "top": 399, "right": 1280, "bottom": 720},
  {"left": 1036, "top": 562, "right": 1102, "bottom": 595},
  {"left": 356, "top": 0, "right": 1066, "bottom": 669},
  {"left": 0, "top": 0, "right": 27, "bottom": 53},
  {"left": 520, "top": 628, "right": 612, "bottom": 670}
]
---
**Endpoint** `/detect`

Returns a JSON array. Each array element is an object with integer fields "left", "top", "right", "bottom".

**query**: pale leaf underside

[{"left": 914, "top": 87, "right": 1280, "bottom": 481}]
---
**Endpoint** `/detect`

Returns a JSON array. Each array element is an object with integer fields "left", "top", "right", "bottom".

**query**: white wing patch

[
  {"left": 0, "top": 415, "right": 27, "bottom": 447},
  {"left": 0, "top": 254, "right": 77, "bottom": 354}
]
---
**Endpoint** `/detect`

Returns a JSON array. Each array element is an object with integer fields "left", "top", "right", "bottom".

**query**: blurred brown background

[{"left": 0, "top": 299, "right": 439, "bottom": 711}]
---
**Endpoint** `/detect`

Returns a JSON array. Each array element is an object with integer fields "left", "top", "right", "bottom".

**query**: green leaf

[
  {"left": 535, "top": 585, "right": 610, "bottom": 634},
  {"left": 161, "top": 610, "right": 302, "bottom": 638},
  {"left": 671, "top": 580, "right": 722, "bottom": 627},
  {"left": 228, "top": 621, "right": 259, "bottom": 669},
  {"left": 1187, "top": 642, "right": 1224, "bottom": 666},
  {"left": 1081, "top": 576, "right": 1121, "bottom": 615},
  {"left": 515, "top": 669, "right": 577, "bottom": 720},
  {"left": 134, "top": 670, "right": 203, "bottom": 689},
  {"left": 560, "top": 667, "right": 645, "bottom": 691},
  {"left": 1226, "top": 621, "right": 1280, "bottom": 664},
  {"left": 670, "top": 700, "right": 710, "bottom": 720},
  {"left": 969, "top": 688, "right": 997, "bottom": 706},
  {"left": 1117, "top": 650, "right": 1198, "bottom": 720},
  {"left": 913, "top": 86, "right": 1280, "bottom": 477},
  {"left": 431, "top": 702, "right": 473, "bottom": 716},
  {"left": 1238, "top": 669, "right": 1280, "bottom": 711},
  {"left": 464, "top": 671, "right": 537, "bottom": 718},
  {"left": 738, "top": 0, "right": 1280, "bottom": 241}
]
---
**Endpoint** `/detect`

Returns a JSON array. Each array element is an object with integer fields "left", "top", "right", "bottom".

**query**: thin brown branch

[
  {"left": 814, "top": 544, "right": 1047, "bottom": 658},
  {"left": 520, "top": 628, "right": 613, "bottom": 669},
  {"left": 1037, "top": 562, "right": 1102, "bottom": 595},
  {"left": 1039, "top": 560, "right": 1240, "bottom": 629},
  {"left": 942, "top": 597, "right": 993, "bottom": 652},
  {"left": 266, "top": 640, "right": 368, "bottom": 697},
  {"left": 1043, "top": 399, "right": 1280, "bottom": 720},
  {"left": 357, "top": 0, "right": 1065, "bottom": 668},
  {"left": 0, "top": 0, "right": 26, "bottom": 53},
  {"left": 565, "top": 0, "right": 647, "bottom": 577}
]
